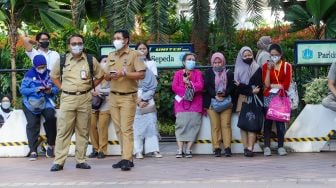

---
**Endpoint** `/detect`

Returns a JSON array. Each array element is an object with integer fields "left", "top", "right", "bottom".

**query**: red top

[{"left": 262, "top": 60, "right": 292, "bottom": 97}]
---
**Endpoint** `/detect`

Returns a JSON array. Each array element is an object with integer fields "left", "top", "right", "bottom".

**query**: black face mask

[
  {"left": 39, "top": 41, "right": 50, "bottom": 49},
  {"left": 243, "top": 58, "right": 253, "bottom": 65}
]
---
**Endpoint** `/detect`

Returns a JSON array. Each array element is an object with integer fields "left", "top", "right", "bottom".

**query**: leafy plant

[
  {"left": 303, "top": 78, "right": 329, "bottom": 104},
  {"left": 158, "top": 121, "right": 175, "bottom": 136}
]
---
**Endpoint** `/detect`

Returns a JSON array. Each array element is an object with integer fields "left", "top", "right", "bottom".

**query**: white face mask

[
  {"left": 1, "top": 101, "right": 10, "bottom": 109},
  {"left": 70, "top": 45, "right": 84, "bottom": 55},
  {"left": 271, "top": 55, "right": 281, "bottom": 63},
  {"left": 100, "top": 62, "right": 108, "bottom": 70},
  {"left": 113, "top": 40, "right": 124, "bottom": 51},
  {"left": 36, "top": 68, "right": 47, "bottom": 74}
]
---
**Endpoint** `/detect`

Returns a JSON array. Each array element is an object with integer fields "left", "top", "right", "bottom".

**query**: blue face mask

[{"left": 185, "top": 60, "right": 196, "bottom": 70}]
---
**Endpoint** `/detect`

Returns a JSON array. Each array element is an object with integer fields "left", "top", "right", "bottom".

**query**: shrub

[{"left": 303, "top": 78, "right": 329, "bottom": 104}]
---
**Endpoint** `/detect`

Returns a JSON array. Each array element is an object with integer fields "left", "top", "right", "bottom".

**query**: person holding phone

[
  {"left": 234, "top": 47, "right": 263, "bottom": 157},
  {"left": 172, "top": 53, "right": 204, "bottom": 158},
  {"left": 20, "top": 55, "right": 58, "bottom": 161},
  {"left": 262, "top": 43, "right": 292, "bottom": 156},
  {"left": 203, "top": 52, "right": 234, "bottom": 157}
]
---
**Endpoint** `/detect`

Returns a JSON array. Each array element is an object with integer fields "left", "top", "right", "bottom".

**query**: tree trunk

[
  {"left": 9, "top": 15, "right": 18, "bottom": 105},
  {"left": 71, "top": 0, "right": 80, "bottom": 27}
]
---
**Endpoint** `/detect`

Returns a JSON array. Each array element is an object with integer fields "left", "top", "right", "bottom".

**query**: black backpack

[
  {"left": 59, "top": 54, "right": 104, "bottom": 109},
  {"left": 60, "top": 53, "right": 94, "bottom": 89}
]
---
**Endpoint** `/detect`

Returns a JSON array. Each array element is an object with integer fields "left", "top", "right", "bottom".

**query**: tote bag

[
  {"left": 266, "top": 94, "right": 291, "bottom": 122},
  {"left": 237, "top": 95, "right": 263, "bottom": 132}
]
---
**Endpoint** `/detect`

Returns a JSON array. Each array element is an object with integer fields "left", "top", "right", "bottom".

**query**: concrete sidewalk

[{"left": 0, "top": 142, "right": 336, "bottom": 188}]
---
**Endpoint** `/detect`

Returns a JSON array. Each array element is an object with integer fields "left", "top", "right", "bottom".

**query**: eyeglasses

[{"left": 70, "top": 42, "right": 83, "bottom": 46}]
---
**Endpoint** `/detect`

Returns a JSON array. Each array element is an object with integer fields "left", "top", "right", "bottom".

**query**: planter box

[{"left": 285, "top": 104, "right": 336, "bottom": 152}]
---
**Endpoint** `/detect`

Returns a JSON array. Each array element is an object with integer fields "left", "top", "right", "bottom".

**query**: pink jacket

[{"left": 172, "top": 69, "right": 204, "bottom": 114}]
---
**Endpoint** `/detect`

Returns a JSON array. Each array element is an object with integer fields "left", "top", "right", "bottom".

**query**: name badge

[{"left": 80, "top": 70, "right": 88, "bottom": 80}]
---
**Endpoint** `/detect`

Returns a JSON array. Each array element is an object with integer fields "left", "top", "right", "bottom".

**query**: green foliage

[
  {"left": 303, "top": 78, "right": 329, "bottom": 104},
  {"left": 158, "top": 121, "right": 175, "bottom": 136},
  {"left": 155, "top": 70, "right": 175, "bottom": 123},
  {"left": 284, "top": 0, "right": 336, "bottom": 39}
]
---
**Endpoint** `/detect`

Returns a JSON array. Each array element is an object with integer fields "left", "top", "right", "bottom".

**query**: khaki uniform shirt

[
  {"left": 50, "top": 53, "right": 104, "bottom": 92},
  {"left": 106, "top": 47, "right": 146, "bottom": 93}
]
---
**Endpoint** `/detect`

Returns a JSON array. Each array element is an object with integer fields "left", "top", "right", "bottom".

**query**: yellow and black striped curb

[
  {"left": 195, "top": 130, "right": 336, "bottom": 144},
  {"left": 1, "top": 130, "right": 335, "bottom": 146},
  {"left": 0, "top": 135, "right": 120, "bottom": 147}
]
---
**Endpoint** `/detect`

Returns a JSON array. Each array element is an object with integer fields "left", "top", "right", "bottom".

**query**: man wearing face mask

[
  {"left": 24, "top": 32, "right": 60, "bottom": 71},
  {"left": 50, "top": 34, "right": 105, "bottom": 171},
  {"left": 0, "top": 95, "right": 13, "bottom": 128},
  {"left": 20, "top": 55, "right": 58, "bottom": 161},
  {"left": 105, "top": 29, "right": 146, "bottom": 171}
]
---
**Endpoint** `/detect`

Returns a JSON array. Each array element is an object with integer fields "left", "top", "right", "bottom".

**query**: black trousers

[
  {"left": 263, "top": 119, "right": 286, "bottom": 148},
  {"left": 22, "top": 104, "right": 57, "bottom": 153}
]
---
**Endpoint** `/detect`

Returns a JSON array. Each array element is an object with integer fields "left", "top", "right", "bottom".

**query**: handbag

[
  {"left": 92, "top": 95, "right": 105, "bottom": 110},
  {"left": 183, "top": 86, "right": 194, "bottom": 101},
  {"left": 286, "top": 81, "right": 299, "bottom": 110},
  {"left": 28, "top": 97, "right": 46, "bottom": 112},
  {"left": 266, "top": 94, "right": 291, "bottom": 122},
  {"left": 211, "top": 96, "right": 232, "bottom": 113},
  {"left": 237, "top": 95, "right": 263, "bottom": 132},
  {"left": 139, "top": 99, "right": 156, "bottom": 114},
  {"left": 284, "top": 62, "right": 299, "bottom": 110}
]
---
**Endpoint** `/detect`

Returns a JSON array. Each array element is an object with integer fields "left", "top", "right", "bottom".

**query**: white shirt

[
  {"left": 26, "top": 48, "right": 60, "bottom": 71},
  {"left": 145, "top": 60, "right": 158, "bottom": 76}
]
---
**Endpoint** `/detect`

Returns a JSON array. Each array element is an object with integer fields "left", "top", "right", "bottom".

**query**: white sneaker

[
  {"left": 278, "top": 147, "right": 287, "bottom": 156},
  {"left": 135, "top": 153, "right": 144, "bottom": 159},
  {"left": 185, "top": 150, "right": 192, "bottom": 158},
  {"left": 264, "top": 147, "right": 272, "bottom": 156},
  {"left": 176, "top": 150, "right": 183, "bottom": 158},
  {"left": 153, "top": 151, "right": 163, "bottom": 158}
]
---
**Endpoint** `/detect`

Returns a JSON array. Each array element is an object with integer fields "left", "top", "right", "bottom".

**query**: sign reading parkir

[
  {"left": 295, "top": 40, "right": 336, "bottom": 64},
  {"left": 99, "top": 44, "right": 194, "bottom": 67}
]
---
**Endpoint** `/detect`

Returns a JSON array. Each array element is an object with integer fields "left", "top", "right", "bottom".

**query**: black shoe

[
  {"left": 120, "top": 160, "right": 133, "bottom": 171},
  {"left": 88, "top": 150, "right": 98, "bottom": 158},
  {"left": 112, "top": 160, "right": 134, "bottom": 169},
  {"left": 50, "top": 164, "right": 63, "bottom": 172},
  {"left": 224, "top": 147, "right": 232, "bottom": 157},
  {"left": 97, "top": 152, "right": 105, "bottom": 159},
  {"left": 214, "top": 148, "right": 221, "bottom": 157},
  {"left": 244, "top": 148, "right": 248, "bottom": 156},
  {"left": 76, "top": 163, "right": 91, "bottom": 169},
  {"left": 245, "top": 149, "right": 254, "bottom": 157},
  {"left": 46, "top": 146, "right": 55, "bottom": 158}
]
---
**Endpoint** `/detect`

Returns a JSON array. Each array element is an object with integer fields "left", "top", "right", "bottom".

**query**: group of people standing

[
  {"left": 19, "top": 30, "right": 162, "bottom": 172},
  {"left": 172, "top": 36, "right": 292, "bottom": 158}
]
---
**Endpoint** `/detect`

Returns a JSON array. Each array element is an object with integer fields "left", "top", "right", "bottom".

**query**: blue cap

[{"left": 33, "top": 55, "right": 47, "bottom": 68}]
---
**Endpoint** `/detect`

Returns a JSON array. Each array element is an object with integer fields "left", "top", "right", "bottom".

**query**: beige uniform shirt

[
  {"left": 50, "top": 53, "right": 104, "bottom": 92},
  {"left": 106, "top": 47, "right": 146, "bottom": 93}
]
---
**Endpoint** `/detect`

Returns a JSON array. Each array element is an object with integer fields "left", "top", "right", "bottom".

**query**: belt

[
  {"left": 63, "top": 89, "right": 91, "bottom": 95},
  {"left": 110, "top": 91, "right": 137, "bottom": 95}
]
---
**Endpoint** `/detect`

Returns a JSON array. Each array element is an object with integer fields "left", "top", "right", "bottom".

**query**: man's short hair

[
  {"left": 114, "top": 29, "right": 130, "bottom": 44},
  {"left": 36, "top": 32, "right": 50, "bottom": 41},
  {"left": 67, "top": 34, "right": 85, "bottom": 44}
]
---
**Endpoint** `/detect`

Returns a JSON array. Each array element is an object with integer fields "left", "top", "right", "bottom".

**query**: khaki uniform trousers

[
  {"left": 110, "top": 93, "right": 137, "bottom": 160},
  {"left": 90, "top": 110, "right": 111, "bottom": 153},
  {"left": 53, "top": 92, "right": 91, "bottom": 165},
  {"left": 207, "top": 107, "right": 232, "bottom": 149}
]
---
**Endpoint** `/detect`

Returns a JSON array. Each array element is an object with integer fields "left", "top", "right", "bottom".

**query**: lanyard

[
  {"left": 274, "top": 61, "right": 282, "bottom": 84},
  {"left": 37, "top": 74, "right": 49, "bottom": 87}
]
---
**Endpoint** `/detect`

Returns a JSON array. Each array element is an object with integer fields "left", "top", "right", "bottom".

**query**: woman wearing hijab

[
  {"left": 256, "top": 36, "right": 272, "bottom": 66},
  {"left": 20, "top": 55, "right": 58, "bottom": 161},
  {"left": 234, "top": 47, "right": 263, "bottom": 157},
  {"left": 0, "top": 95, "right": 13, "bottom": 128},
  {"left": 172, "top": 53, "right": 204, "bottom": 158},
  {"left": 203, "top": 52, "right": 234, "bottom": 157},
  {"left": 132, "top": 42, "right": 162, "bottom": 159}
]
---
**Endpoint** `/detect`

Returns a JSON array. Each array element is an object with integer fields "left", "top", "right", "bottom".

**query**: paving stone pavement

[{"left": 1, "top": 142, "right": 336, "bottom": 188}]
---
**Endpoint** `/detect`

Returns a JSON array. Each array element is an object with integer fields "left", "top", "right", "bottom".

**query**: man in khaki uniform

[
  {"left": 50, "top": 34, "right": 104, "bottom": 171},
  {"left": 105, "top": 29, "right": 146, "bottom": 171}
]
